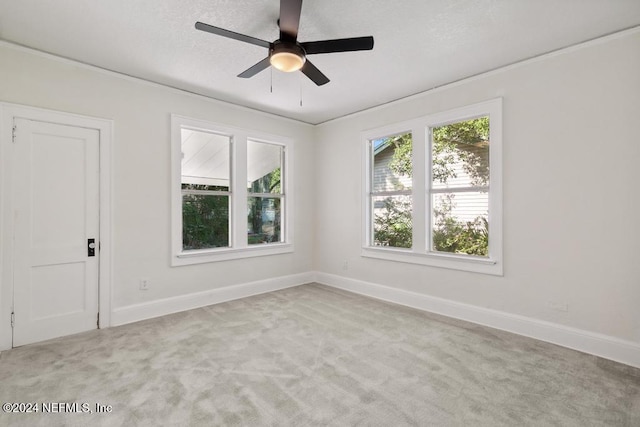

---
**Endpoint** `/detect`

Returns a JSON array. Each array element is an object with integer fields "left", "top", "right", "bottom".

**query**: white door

[{"left": 12, "top": 118, "right": 100, "bottom": 347}]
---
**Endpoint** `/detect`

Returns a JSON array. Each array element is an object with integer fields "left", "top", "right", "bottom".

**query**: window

[
  {"left": 370, "top": 132, "right": 413, "bottom": 248},
  {"left": 181, "top": 130, "right": 231, "bottom": 250},
  {"left": 171, "top": 115, "right": 292, "bottom": 266},
  {"left": 362, "top": 99, "right": 502, "bottom": 275},
  {"left": 247, "top": 140, "right": 284, "bottom": 245},
  {"left": 430, "top": 117, "right": 490, "bottom": 257}
]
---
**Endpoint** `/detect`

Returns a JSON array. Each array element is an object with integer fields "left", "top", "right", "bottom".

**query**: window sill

[
  {"left": 361, "top": 246, "right": 502, "bottom": 276},
  {"left": 172, "top": 243, "right": 293, "bottom": 266}
]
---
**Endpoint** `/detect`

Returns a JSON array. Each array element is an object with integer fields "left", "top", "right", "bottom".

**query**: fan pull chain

[
  {"left": 270, "top": 67, "right": 273, "bottom": 93},
  {"left": 299, "top": 74, "right": 303, "bottom": 107}
]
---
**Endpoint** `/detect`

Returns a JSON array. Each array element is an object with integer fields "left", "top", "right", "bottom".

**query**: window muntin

[
  {"left": 181, "top": 129, "right": 231, "bottom": 251},
  {"left": 362, "top": 99, "right": 502, "bottom": 275},
  {"left": 247, "top": 140, "right": 284, "bottom": 245},
  {"left": 430, "top": 117, "right": 490, "bottom": 257}
]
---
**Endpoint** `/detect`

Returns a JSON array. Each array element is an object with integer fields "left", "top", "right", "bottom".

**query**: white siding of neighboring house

[
  {"left": 373, "top": 145, "right": 411, "bottom": 192},
  {"left": 431, "top": 142, "right": 489, "bottom": 225},
  {"left": 373, "top": 142, "right": 489, "bottom": 225}
]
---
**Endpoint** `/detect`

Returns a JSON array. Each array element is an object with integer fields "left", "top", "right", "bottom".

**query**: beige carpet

[{"left": 0, "top": 283, "right": 639, "bottom": 426}]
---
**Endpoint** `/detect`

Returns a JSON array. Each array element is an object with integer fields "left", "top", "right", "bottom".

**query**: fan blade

[
  {"left": 238, "top": 57, "right": 272, "bottom": 78},
  {"left": 301, "top": 36, "right": 374, "bottom": 54},
  {"left": 195, "top": 22, "right": 271, "bottom": 49},
  {"left": 279, "top": 0, "right": 303, "bottom": 41},
  {"left": 301, "top": 60, "right": 329, "bottom": 86}
]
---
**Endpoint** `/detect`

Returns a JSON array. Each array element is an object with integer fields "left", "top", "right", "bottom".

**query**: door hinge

[
  {"left": 11, "top": 312, "right": 15, "bottom": 328},
  {"left": 12, "top": 125, "right": 17, "bottom": 143}
]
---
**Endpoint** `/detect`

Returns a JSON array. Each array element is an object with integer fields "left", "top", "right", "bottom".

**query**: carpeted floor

[{"left": 0, "top": 283, "right": 639, "bottom": 426}]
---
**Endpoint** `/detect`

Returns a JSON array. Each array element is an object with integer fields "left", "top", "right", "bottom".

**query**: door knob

[{"left": 88, "top": 238, "right": 96, "bottom": 257}]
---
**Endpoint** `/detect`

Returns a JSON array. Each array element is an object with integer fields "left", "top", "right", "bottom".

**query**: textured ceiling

[{"left": 1, "top": 0, "right": 639, "bottom": 124}]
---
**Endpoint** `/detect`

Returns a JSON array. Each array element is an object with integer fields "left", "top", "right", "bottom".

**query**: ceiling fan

[{"left": 195, "top": 0, "right": 374, "bottom": 86}]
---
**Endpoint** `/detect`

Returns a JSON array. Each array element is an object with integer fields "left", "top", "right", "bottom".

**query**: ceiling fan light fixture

[
  {"left": 195, "top": 0, "right": 374, "bottom": 86},
  {"left": 270, "top": 42, "right": 306, "bottom": 72},
  {"left": 270, "top": 51, "right": 305, "bottom": 72}
]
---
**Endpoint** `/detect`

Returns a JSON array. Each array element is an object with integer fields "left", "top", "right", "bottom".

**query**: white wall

[
  {"left": 0, "top": 42, "right": 315, "bottom": 312},
  {"left": 314, "top": 30, "right": 640, "bottom": 345},
  {"left": 1, "top": 29, "right": 638, "bottom": 365}
]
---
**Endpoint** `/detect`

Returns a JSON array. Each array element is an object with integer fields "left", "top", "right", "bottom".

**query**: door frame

[{"left": 0, "top": 102, "right": 113, "bottom": 350}]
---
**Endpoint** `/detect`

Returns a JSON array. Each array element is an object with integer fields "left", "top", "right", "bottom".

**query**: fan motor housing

[{"left": 270, "top": 41, "right": 306, "bottom": 72}]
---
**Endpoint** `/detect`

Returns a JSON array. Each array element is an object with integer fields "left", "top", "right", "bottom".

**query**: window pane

[
  {"left": 372, "top": 133, "right": 412, "bottom": 192},
  {"left": 181, "top": 129, "right": 230, "bottom": 189},
  {"left": 372, "top": 195, "right": 412, "bottom": 248},
  {"left": 432, "top": 192, "right": 488, "bottom": 257},
  {"left": 182, "top": 194, "right": 229, "bottom": 250},
  {"left": 247, "top": 141, "right": 283, "bottom": 194},
  {"left": 248, "top": 197, "right": 282, "bottom": 244},
  {"left": 432, "top": 117, "right": 489, "bottom": 189}
]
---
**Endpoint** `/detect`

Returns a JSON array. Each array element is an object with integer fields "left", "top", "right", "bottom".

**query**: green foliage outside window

[
  {"left": 373, "top": 198, "right": 412, "bottom": 248},
  {"left": 431, "top": 194, "right": 488, "bottom": 256},
  {"left": 248, "top": 168, "right": 281, "bottom": 244},
  {"left": 433, "top": 117, "right": 489, "bottom": 187},
  {"left": 182, "top": 184, "right": 229, "bottom": 250},
  {"left": 182, "top": 167, "right": 282, "bottom": 249},
  {"left": 373, "top": 117, "right": 490, "bottom": 256}
]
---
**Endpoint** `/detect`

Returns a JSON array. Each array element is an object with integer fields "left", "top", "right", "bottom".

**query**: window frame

[
  {"left": 171, "top": 115, "right": 293, "bottom": 266},
  {"left": 362, "top": 99, "right": 503, "bottom": 275}
]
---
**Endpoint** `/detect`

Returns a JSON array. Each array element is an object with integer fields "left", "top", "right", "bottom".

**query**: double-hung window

[
  {"left": 363, "top": 99, "right": 502, "bottom": 275},
  {"left": 181, "top": 130, "right": 231, "bottom": 250},
  {"left": 171, "top": 115, "right": 292, "bottom": 265},
  {"left": 247, "top": 140, "right": 284, "bottom": 245},
  {"left": 369, "top": 132, "right": 413, "bottom": 249}
]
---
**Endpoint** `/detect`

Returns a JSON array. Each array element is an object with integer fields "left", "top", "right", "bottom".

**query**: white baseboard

[
  {"left": 111, "top": 272, "right": 315, "bottom": 327},
  {"left": 110, "top": 270, "right": 640, "bottom": 369},
  {"left": 314, "top": 272, "right": 640, "bottom": 369}
]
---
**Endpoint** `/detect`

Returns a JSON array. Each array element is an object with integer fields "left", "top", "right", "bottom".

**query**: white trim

[
  {"left": 362, "top": 99, "right": 503, "bottom": 276},
  {"left": 314, "top": 272, "right": 640, "bottom": 369},
  {"left": 0, "top": 102, "right": 113, "bottom": 351},
  {"left": 111, "top": 272, "right": 314, "bottom": 326},
  {"left": 170, "top": 114, "right": 294, "bottom": 267},
  {"left": 361, "top": 247, "right": 499, "bottom": 275},
  {"left": 175, "top": 243, "right": 294, "bottom": 265}
]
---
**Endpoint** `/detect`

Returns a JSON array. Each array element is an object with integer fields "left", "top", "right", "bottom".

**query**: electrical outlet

[
  {"left": 140, "top": 278, "right": 150, "bottom": 291},
  {"left": 342, "top": 260, "right": 349, "bottom": 270}
]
